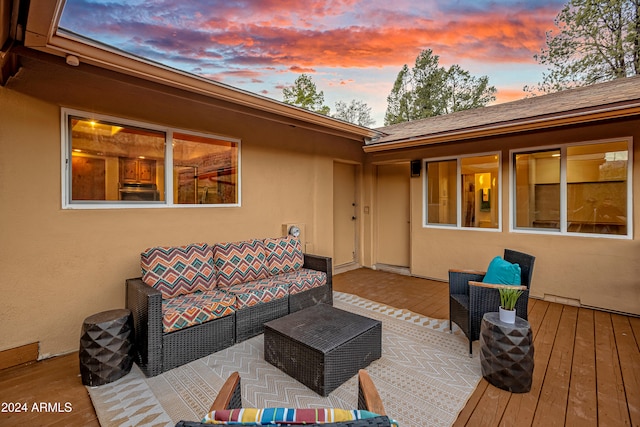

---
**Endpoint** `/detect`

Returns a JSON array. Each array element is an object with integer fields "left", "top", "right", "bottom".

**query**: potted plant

[{"left": 498, "top": 287, "right": 523, "bottom": 323}]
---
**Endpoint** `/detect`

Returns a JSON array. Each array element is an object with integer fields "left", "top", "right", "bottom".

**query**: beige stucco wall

[
  {"left": 365, "top": 121, "right": 640, "bottom": 316},
  {"left": 0, "top": 55, "right": 363, "bottom": 357}
]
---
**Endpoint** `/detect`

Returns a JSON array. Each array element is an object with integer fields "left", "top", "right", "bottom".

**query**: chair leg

[{"left": 469, "top": 338, "right": 473, "bottom": 357}]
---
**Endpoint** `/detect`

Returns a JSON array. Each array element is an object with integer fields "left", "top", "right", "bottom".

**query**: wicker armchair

[
  {"left": 175, "top": 370, "right": 394, "bottom": 427},
  {"left": 449, "top": 249, "right": 535, "bottom": 355}
]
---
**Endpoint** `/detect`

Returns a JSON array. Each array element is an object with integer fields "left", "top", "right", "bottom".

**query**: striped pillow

[
  {"left": 141, "top": 243, "right": 215, "bottom": 298},
  {"left": 213, "top": 240, "right": 270, "bottom": 288},
  {"left": 264, "top": 236, "right": 304, "bottom": 275},
  {"left": 202, "top": 408, "right": 390, "bottom": 425}
]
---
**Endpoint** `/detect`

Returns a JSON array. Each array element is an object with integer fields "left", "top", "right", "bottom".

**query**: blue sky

[{"left": 59, "top": 0, "right": 566, "bottom": 126}]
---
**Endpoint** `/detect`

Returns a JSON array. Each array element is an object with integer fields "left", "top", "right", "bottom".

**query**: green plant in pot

[{"left": 498, "top": 287, "right": 523, "bottom": 323}]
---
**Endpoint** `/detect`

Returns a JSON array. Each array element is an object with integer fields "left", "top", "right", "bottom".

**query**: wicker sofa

[{"left": 126, "top": 236, "right": 332, "bottom": 377}]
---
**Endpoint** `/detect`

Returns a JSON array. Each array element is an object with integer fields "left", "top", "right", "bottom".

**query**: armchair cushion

[
  {"left": 202, "top": 408, "right": 388, "bottom": 425},
  {"left": 264, "top": 236, "right": 304, "bottom": 275},
  {"left": 213, "top": 240, "right": 270, "bottom": 287},
  {"left": 482, "top": 256, "right": 521, "bottom": 285},
  {"left": 141, "top": 243, "right": 216, "bottom": 298}
]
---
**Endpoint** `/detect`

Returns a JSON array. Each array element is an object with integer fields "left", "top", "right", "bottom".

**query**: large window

[
  {"left": 64, "top": 109, "right": 240, "bottom": 208},
  {"left": 425, "top": 154, "right": 500, "bottom": 229},
  {"left": 512, "top": 138, "right": 631, "bottom": 237}
]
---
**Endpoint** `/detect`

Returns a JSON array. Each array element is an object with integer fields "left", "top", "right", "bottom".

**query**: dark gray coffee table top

[{"left": 264, "top": 303, "right": 381, "bottom": 353}]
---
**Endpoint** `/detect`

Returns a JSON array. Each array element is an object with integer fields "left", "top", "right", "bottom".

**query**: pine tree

[
  {"left": 384, "top": 50, "right": 496, "bottom": 125},
  {"left": 333, "top": 100, "right": 376, "bottom": 127},
  {"left": 527, "top": 0, "right": 640, "bottom": 94},
  {"left": 282, "top": 74, "right": 330, "bottom": 115}
]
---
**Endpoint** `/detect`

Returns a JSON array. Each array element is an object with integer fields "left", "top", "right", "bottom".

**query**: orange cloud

[
  {"left": 188, "top": 6, "right": 558, "bottom": 73},
  {"left": 289, "top": 65, "right": 316, "bottom": 73}
]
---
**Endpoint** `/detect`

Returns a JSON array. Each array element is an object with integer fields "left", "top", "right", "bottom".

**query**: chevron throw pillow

[
  {"left": 213, "top": 240, "right": 270, "bottom": 288},
  {"left": 264, "top": 236, "right": 304, "bottom": 275},
  {"left": 141, "top": 243, "right": 215, "bottom": 299}
]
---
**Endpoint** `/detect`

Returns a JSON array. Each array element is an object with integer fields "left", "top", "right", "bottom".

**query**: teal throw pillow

[{"left": 482, "top": 256, "right": 521, "bottom": 285}]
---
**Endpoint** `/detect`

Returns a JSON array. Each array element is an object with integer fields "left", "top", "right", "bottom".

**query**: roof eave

[{"left": 363, "top": 102, "right": 640, "bottom": 153}]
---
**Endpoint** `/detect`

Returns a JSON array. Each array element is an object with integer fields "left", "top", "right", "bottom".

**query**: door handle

[{"left": 352, "top": 216, "right": 357, "bottom": 220}]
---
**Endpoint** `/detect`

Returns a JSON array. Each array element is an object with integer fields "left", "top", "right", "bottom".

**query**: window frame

[
  {"left": 422, "top": 151, "right": 502, "bottom": 231},
  {"left": 509, "top": 137, "right": 633, "bottom": 239},
  {"left": 61, "top": 108, "right": 242, "bottom": 209}
]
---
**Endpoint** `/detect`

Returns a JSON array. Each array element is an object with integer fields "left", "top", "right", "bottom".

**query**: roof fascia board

[
  {"left": 23, "top": 0, "right": 62, "bottom": 47},
  {"left": 23, "top": 0, "right": 382, "bottom": 142},
  {"left": 364, "top": 103, "right": 640, "bottom": 153}
]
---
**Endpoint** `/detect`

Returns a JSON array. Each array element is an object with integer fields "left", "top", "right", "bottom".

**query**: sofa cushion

[
  {"left": 141, "top": 243, "right": 216, "bottom": 298},
  {"left": 213, "top": 240, "right": 270, "bottom": 288},
  {"left": 264, "top": 236, "right": 304, "bottom": 275},
  {"left": 278, "top": 268, "right": 327, "bottom": 295},
  {"left": 221, "top": 277, "right": 289, "bottom": 309},
  {"left": 162, "top": 289, "right": 236, "bottom": 333}
]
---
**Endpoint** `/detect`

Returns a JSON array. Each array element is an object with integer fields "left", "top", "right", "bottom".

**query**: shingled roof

[{"left": 366, "top": 75, "right": 640, "bottom": 152}]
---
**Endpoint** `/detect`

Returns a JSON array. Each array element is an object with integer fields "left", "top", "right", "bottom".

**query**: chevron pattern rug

[{"left": 88, "top": 292, "right": 481, "bottom": 427}]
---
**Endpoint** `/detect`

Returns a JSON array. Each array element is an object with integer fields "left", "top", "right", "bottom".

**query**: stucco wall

[
  {"left": 0, "top": 56, "right": 363, "bottom": 357},
  {"left": 366, "top": 120, "right": 640, "bottom": 316}
]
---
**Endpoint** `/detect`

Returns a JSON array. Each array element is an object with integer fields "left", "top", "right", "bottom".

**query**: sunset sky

[{"left": 59, "top": 0, "right": 567, "bottom": 126}]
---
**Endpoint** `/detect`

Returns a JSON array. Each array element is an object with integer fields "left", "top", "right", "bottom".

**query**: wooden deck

[
  {"left": 1, "top": 267, "right": 638, "bottom": 426},
  {"left": 334, "top": 268, "right": 640, "bottom": 427}
]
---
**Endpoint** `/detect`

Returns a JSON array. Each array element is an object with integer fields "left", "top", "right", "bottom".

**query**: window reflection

[
  {"left": 425, "top": 154, "right": 500, "bottom": 229},
  {"left": 567, "top": 142, "right": 628, "bottom": 235},
  {"left": 173, "top": 133, "right": 239, "bottom": 205},
  {"left": 70, "top": 117, "right": 165, "bottom": 202},
  {"left": 514, "top": 150, "right": 560, "bottom": 230},
  {"left": 513, "top": 141, "right": 628, "bottom": 236},
  {"left": 426, "top": 160, "right": 457, "bottom": 225}
]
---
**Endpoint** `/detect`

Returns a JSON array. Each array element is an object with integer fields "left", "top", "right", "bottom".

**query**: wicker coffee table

[{"left": 264, "top": 303, "right": 382, "bottom": 396}]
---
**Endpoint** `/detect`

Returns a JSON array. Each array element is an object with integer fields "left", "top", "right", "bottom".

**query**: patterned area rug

[{"left": 88, "top": 292, "right": 481, "bottom": 427}]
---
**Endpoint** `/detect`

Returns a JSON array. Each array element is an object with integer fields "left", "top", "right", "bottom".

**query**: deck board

[
  {"left": 611, "top": 314, "right": 640, "bottom": 426},
  {"left": 595, "top": 310, "right": 631, "bottom": 426},
  {"left": 502, "top": 302, "right": 562, "bottom": 427},
  {"left": 566, "top": 308, "right": 598, "bottom": 426},
  {"left": 464, "top": 383, "right": 512, "bottom": 426},
  {"left": 451, "top": 380, "right": 489, "bottom": 427},
  {"left": 532, "top": 305, "right": 578, "bottom": 426}
]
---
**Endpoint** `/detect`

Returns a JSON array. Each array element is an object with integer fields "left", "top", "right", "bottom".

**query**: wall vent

[{"left": 543, "top": 294, "right": 581, "bottom": 307}]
